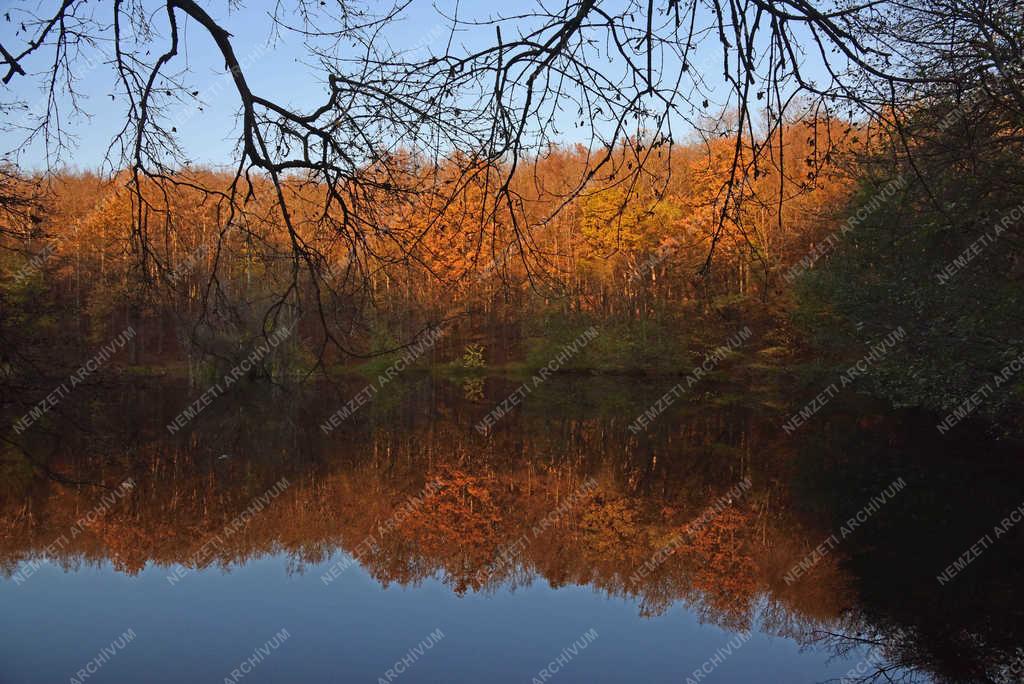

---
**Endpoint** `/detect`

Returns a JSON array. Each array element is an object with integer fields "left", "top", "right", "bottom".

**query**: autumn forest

[{"left": 2, "top": 0, "right": 1023, "bottom": 683}]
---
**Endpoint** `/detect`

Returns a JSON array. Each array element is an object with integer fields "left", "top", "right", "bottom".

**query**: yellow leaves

[{"left": 579, "top": 496, "right": 642, "bottom": 559}]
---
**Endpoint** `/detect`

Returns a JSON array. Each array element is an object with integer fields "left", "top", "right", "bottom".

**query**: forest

[
  {"left": 2, "top": 1, "right": 1024, "bottom": 683},
  {"left": 0, "top": 4, "right": 1017, "bottom": 442},
  {"left": 3, "top": 93, "right": 1022, "bottom": 433}
]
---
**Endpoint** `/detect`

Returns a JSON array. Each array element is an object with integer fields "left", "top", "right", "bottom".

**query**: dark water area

[{"left": 1, "top": 375, "right": 1023, "bottom": 683}]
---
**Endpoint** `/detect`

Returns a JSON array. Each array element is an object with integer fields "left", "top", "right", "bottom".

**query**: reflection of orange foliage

[
  {"left": 685, "top": 507, "right": 759, "bottom": 629},
  {"left": 92, "top": 519, "right": 150, "bottom": 575},
  {"left": 0, "top": 423, "right": 850, "bottom": 635},
  {"left": 627, "top": 503, "right": 761, "bottom": 630},
  {"left": 393, "top": 467, "right": 509, "bottom": 593},
  {"left": 760, "top": 534, "right": 855, "bottom": 629},
  {"left": 578, "top": 497, "right": 643, "bottom": 563}
]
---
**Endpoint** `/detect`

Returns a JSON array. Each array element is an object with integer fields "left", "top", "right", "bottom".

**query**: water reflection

[{"left": 1, "top": 376, "right": 1022, "bottom": 682}]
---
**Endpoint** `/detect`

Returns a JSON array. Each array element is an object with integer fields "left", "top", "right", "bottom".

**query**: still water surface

[{"left": 1, "top": 376, "right": 1022, "bottom": 683}]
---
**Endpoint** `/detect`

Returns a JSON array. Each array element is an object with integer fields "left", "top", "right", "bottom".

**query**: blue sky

[
  {"left": 0, "top": 1, "right": 459, "bottom": 169},
  {"left": 0, "top": 0, "right": 829, "bottom": 171},
  {"left": 1, "top": 1, "right": 422, "bottom": 169}
]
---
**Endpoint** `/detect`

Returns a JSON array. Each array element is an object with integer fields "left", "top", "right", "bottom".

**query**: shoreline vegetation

[
  {"left": 3, "top": 2, "right": 1024, "bottom": 682},
  {"left": 3, "top": 92, "right": 1023, "bottom": 438}
]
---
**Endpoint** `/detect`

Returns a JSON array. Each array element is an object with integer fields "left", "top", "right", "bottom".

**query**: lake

[{"left": 2, "top": 375, "right": 1022, "bottom": 683}]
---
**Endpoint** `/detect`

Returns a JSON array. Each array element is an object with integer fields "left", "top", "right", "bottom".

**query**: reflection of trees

[
  {"left": 0, "top": 380, "right": 810, "bottom": 625},
  {"left": 1, "top": 378, "right": 1023, "bottom": 683},
  {"left": 380, "top": 467, "right": 511, "bottom": 594},
  {"left": 781, "top": 413, "right": 1024, "bottom": 684},
  {"left": 799, "top": 619, "right": 1024, "bottom": 684},
  {"left": 804, "top": 626, "right": 931, "bottom": 684}
]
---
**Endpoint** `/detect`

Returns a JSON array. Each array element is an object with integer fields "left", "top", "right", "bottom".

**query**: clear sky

[
  {"left": 0, "top": 1, "right": 465, "bottom": 169},
  {"left": 0, "top": 0, "right": 829, "bottom": 172},
  {"left": 1, "top": 1, "right": 434, "bottom": 169}
]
